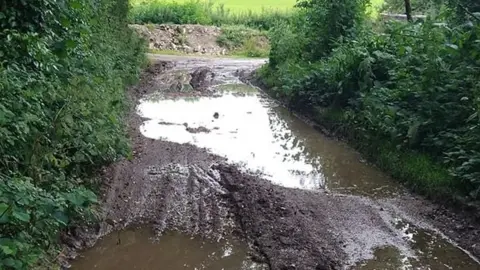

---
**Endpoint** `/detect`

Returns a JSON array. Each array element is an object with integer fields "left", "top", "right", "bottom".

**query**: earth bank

[{"left": 130, "top": 24, "right": 269, "bottom": 57}]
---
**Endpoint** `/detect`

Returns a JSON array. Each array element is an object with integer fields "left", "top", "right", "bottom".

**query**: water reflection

[
  {"left": 132, "top": 80, "right": 480, "bottom": 270},
  {"left": 138, "top": 86, "right": 401, "bottom": 196}
]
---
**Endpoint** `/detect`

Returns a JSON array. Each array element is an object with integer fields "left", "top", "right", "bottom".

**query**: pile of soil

[{"left": 131, "top": 24, "right": 227, "bottom": 55}]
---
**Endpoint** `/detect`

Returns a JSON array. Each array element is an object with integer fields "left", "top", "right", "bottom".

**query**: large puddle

[
  {"left": 138, "top": 86, "right": 401, "bottom": 196},
  {"left": 72, "top": 228, "right": 265, "bottom": 270},
  {"left": 74, "top": 56, "right": 480, "bottom": 269}
]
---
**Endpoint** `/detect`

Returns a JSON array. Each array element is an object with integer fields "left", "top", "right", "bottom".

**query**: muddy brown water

[
  {"left": 72, "top": 228, "right": 266, "bottom": 270},
  {"left": 72, "top": 55, "right": 480, "bottom": 270}
]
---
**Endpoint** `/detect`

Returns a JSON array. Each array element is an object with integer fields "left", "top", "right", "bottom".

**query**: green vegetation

[
  {"left": 129, "top": 0, "right": 294, "bottom": 30},
  {"left": 217, "top": 25, "right": 270, "bottom": 57},
  {"left": 0, "top": 0, "right": 145, "bottom": 268},
  {"left": 261, "top": 0, "right": 480, "bottom": 200},
  {"left": 131, "top": 0, "right": 296, "bottom": 12},
  {"left": 381, "top": 0, "right": 480, "bottom": 16}
]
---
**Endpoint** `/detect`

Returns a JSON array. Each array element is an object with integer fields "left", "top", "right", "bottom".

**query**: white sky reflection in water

[{"left": 138, "top": 91, "right": 323, "bottom": 189}]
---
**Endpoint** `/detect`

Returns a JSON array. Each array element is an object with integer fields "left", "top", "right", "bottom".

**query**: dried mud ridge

[{"left": 63, "top": 59, "right": 480, "bottom": 270}]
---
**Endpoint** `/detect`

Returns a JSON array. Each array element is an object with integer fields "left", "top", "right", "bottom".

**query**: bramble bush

[
  {"left": 0, "top": 0, "right": 145, "bottom": 268},
  {"left": 263, "top": 0, "right": 480, "bottom": 199}
]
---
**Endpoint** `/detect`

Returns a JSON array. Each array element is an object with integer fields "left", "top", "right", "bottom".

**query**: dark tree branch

[{"left": 404, "top": 0, "right": 413, "bottom": 22}]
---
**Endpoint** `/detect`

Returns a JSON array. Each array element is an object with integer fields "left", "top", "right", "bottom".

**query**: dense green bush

[
  {"left": 129, "top": 0, "right": 293, "bottom": 30},
  {"left": 296, "top": 0, "right": 369, "bottom": 60},
  {"left": 0, "top": 0, "right": 145, "bottom": 268},
  {"left": 263, "top": 0, "right": 480, "bottom": 199}
]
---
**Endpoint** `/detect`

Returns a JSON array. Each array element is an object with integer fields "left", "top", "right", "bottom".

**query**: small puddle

[
  {"left": 72, "top": 228, "right": 266, "bottom": 270},
  {"left": 353, "top": 217, "right": 480, "bottom": 269}
]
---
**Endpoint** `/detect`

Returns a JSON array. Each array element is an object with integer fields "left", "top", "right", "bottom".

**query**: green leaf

[
  {"left": 12, "top": 209, "right": 30, "bottom": 222},
  {"left": 71, "top": 1, "right": 82, "bottom": 9},
  {"left": 445, "top": 43, "right": 458, "bottom": 50},
  {"left": 0, "top": 203, "right": 9, "bottom": 224},
  {"left": 0, "top": 239, "right": 17, "bottom": 256},
  {"left": 66, "top": 39, "right": 76, "bottom": 49},
  {"left": 65, "top": 193, "right": 85, "bottom": 207},
  {"left": 0, "top": 203, "right": 8, "bottom": 214},
  {"left": 53, "top": 211, "right": 69, "bottom": 226},
  {"left": 0, "top": 245, "right": 16, "bottom": 255},
  {"left": 467, "top": 112, "right": 478, "bottom": 122}
]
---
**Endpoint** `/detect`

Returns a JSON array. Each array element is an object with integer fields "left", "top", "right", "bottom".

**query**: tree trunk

[{"left": 404, "top": 0, "right": 413, "bottom": 21}]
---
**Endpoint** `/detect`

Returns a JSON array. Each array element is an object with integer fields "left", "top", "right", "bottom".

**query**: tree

[{"left": 404, "top": 0, "right": 413, "bottom": 21}]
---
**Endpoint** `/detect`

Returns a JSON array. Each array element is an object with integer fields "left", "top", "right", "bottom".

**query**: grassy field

[
  {"left": 131, "top": 0, "right": 296, "bottom": 11},
  {"left": 131, "top": 0, "right": 385, "bottom": 16}
]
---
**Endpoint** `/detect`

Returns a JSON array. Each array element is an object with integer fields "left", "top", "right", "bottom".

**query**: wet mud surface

[{"left": 70, "top": 55, "right": 480, "bottom": 270}]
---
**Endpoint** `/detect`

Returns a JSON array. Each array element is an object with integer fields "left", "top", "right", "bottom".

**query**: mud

[
  {"left": 68, "top": 56, "right": 480, "bottom": 270},
  {"left": 190, "top": 66, "right": 215, "bottom": 91},
  {"left": 186, "top": 126, "right": 211, "bottom": 133}
]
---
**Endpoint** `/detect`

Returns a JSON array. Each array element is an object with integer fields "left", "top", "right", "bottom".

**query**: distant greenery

[
  {"left": 129, "top": 0, "right": 295, "bottom": 30},
  {"left": 131, "top": 0, "right": 296, "bottom": 12},
  {"left": 381, "top": 0, "right": 480, "bottom": 15},
  {"left": 0, "top": 0, "right": 145, "bottom": 268},
  {"left": 217, "top": 25, "right": 270, "bottom": 57},
  {"left": 261, "top": 0, "right": 480, "bottom": 200}
]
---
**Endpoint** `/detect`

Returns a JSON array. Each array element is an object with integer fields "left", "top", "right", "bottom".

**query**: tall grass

[
  {"left": 131, "top": 0, "right": 296, "bottom": 12},
  {"left": 129, "top": 0, "right": 294, "bottom": 30}
]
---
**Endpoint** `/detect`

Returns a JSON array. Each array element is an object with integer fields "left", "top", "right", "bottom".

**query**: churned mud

[{"left": 67, "top": 55, "right": 480, "bottom": 270}]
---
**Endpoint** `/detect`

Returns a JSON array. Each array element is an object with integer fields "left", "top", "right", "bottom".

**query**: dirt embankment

[
  {"left": 131, "top": 24, "right": 227, "bottom": 55},
  {"left": 130, "top": 24, "right": 269, "bottom": 56}
]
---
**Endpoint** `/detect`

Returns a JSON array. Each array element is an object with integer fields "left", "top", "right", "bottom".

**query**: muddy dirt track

[
  {"left": 100, "top": 58, "right": 343, "bottom": 269},
  {"left": 67, "top": 55, "right": 480, "bottom": 270}
]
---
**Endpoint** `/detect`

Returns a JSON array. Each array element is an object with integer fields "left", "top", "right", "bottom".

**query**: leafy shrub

[
  {"left": 296, "top": 0, "right": 369, "bottom": 60},
  {"left": 216, "top": 25, "right": 269, "bottom": 57},
  {"left": 268, "top": 12, "right": 309, "bottom": 68},
  {"left": 239, "top": 37, "right": 270, "bottom": 58},
  {"left": 0, "top": 0, "right": 145, "bottom": 268}
]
